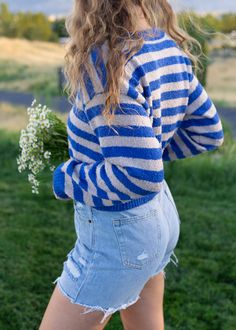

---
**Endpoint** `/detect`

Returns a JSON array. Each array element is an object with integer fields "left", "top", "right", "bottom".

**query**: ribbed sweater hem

[
  {"left": 53, "top": 163, "right": 160, "bottom": 210},
  {"left": 91, "top": 191, "right": 159, "bottom": 212}
]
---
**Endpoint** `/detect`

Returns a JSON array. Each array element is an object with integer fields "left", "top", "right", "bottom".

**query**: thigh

[
  {"left": 120, "top": 271, "right": 165, "bottom": 330},
  {"left": 39, "top": 284, "right": 112, "bottom": 330}
]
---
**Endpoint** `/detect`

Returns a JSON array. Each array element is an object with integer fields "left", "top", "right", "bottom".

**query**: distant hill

[
  {"left": 0, "top": 37, "right": 64, "bottom": 66},
  {"left": 2, "top": 0, "right": 236, "bottom": 16}
]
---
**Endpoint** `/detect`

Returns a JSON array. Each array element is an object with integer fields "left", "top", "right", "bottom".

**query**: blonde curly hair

[{"left": 64, "top": 0, "right": 201, "bottom": 126}]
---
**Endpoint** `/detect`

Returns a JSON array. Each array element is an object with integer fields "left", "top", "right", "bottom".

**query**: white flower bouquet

[{"left": 17, "top": 100, "right": 68, "bottom": 194}]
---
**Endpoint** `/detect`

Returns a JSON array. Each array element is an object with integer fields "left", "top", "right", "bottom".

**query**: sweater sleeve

[
  {"left": 162, "top": 68, "right": 224, "bottom": 161},
  {"left": 53, "top": 93, "right": 164, "bottom": 202}
]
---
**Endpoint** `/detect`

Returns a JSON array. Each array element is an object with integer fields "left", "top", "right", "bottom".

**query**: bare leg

[
  {"left": 39, "top": 284, "right": 113, "bottom": 330},
  {"left": 120, "top": 271, "right": 165, "bottom": 330}
]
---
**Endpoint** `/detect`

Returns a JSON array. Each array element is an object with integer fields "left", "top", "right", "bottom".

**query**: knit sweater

[{"left": 52, "top": 27, "right": 224, "bottom": 211}]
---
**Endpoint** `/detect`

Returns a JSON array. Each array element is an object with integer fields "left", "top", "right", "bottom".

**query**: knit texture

[{"left": 52, "top": 27, "right": 224, "bottom": 211}]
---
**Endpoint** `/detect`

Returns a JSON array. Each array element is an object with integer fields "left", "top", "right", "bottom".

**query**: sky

[{"left": 1, "top": 0, "right": 236, "bottom": 16}]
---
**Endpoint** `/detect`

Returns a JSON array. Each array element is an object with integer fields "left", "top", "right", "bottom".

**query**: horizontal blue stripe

[
  {"left": 196, "top": 143, "right": 220, "bottom": 150},
  {"left": 188, "top": 129, "right": 224, "bottom": 140},
  {"left": 153, "top": 117, "right": 161, "bottom": 127},
  {"left": 181, "top": 112, "right": 220, "bottom": 128},
  {"left": 131, "top": 55, "right": 190, "bottom": 84},
  {"left": 136, "top": 39, "right": 175, "bottom": 56},
  {"left": 161, "top": 89, "right": 188, "bottom": 101},
  {"left": 160, "top": 71, "right": 190, "bottom": 84},
  {"left": 111, "top": 164, "right": 158, "bottom": 196},
  {"left": 149, "top": 79, "right": 161, "bottom": 92},
  {"left": 127, "top": 84, "right": 139, "bottom": 99},
  {"left": 95, "top": 125, "right": 156, "bottom": 138},
  {"left": 162, "top": 105, "right": 186, "bottom": 117},
  {"left": 157, "top": 55, "right": 190, "bottom": 68},
  {"left": 162, "top": 121, "right": 181, "bottom": 133},
  {"left": 188, "top": 81, "right": 203, "bottom": 105},
  {"left": 191, "top": 98, "right": 212, "bottom": 116},
  {"left": 68, "top": 135, "right": 104, "bottom": 161},
  {"left": 153, "top": 98, "right": 161, "bottom": 109},
  {"left": 150, "top": 72, "right": 190, "bottom": 94},
  {"left": 102, "top": 146, "right": 162, "bottom": 160},
  {"left": 68, "top": 116, "right": 99, "bottom": 144},
  {"left": 125, "top": 166, "right": 164, "bottom": 183},
  {"left": 86, "top": 102, "right": 146, "bottom": 121}
]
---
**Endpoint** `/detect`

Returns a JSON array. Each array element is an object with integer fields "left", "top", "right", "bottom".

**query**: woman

[{"left": 40, "top": 1, "right": 224, "bottom": 329}]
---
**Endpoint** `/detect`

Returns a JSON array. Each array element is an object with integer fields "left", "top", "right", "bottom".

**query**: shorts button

[{"left": 88, "top": 219, "right": 92, "bottom": 223}]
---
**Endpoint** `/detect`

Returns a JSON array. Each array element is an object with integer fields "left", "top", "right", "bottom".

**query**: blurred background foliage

[
  {"left": 1, "top": 3, "right": 236, "bottom": 40},
  {"left": 1, "top": 2, "right": 236, "bottom": 99}
]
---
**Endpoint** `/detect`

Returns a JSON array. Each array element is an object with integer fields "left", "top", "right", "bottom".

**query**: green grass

[{"left": 0, "top": 120, "right": 236, "bottom": 329}]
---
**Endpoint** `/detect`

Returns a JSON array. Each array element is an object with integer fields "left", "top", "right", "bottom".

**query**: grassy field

[
  {"left": 0, "top": 104, "right": 235, "bottom": 329},
  {"left": 207, "top": 50, "right": 236, "bottom": 108},
  {"left": 0, "top": 37, "right": 236, "bottom": 108},
  {"left": 0, "top": 102, "right": 68, "bottom": 132},
  {"left": 0, "top": 37, "right": 65, "bottom": 98}
]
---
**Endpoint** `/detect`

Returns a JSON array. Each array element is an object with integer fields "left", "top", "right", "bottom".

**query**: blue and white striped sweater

[{"left": 53, "top": 27, "right": 224, "bottom": 211}]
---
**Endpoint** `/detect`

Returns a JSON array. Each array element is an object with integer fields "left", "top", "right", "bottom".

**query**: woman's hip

[{"left": 72, "top": 178, "right": 180, "bottom": 271}]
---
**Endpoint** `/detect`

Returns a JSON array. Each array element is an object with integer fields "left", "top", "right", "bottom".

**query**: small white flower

[
  {"left": 31, "top": 99, "right": 37, "bottom": 106},
  {"left": 44, "top": 151, "right": 51, "bottom": 159},
  {"left": 17, "top": 99, "right": 67, "bottom": 194}
]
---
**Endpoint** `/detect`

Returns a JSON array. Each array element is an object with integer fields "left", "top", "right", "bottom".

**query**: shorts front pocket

[{"left": 112, "top": 209, "right": 161, "bottom": 270}]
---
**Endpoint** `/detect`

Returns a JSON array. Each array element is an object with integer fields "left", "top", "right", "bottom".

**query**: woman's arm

[
  {"left": 53, "top": 93, "right": 164, "bottom": 201},
  {"left": 162, "top": 67, "right": 224, "bottom": 161}
]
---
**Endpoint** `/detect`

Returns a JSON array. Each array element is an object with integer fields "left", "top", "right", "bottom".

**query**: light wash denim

[{"left": 52, "top": 179, "right": 180, "bottom": 324}]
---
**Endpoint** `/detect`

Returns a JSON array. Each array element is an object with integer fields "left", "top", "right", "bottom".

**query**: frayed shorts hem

[
  {"left": 52, "top": 277, "right": 141, "bottom": 324},
  {"left": 150, "top": 250, "right": 179, "bottom": 280}
]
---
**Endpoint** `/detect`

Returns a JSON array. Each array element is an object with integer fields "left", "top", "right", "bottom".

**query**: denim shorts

[{"left": 52, "top": 179, "right": 181, "bottom": 324}]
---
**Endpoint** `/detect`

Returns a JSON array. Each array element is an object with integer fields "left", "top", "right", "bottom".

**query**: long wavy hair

[{"left": 64, "top": 0, "right": 202, "bottom": 126}]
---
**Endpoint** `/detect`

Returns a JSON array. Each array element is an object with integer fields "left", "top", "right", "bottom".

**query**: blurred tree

[
  {"left": 0, "top": 3, "right": 17, "bottom": 37},
  {"left": 200, "top": 14, "right": 222, "bottom": 33},
  {"left": 15, "top": 12, "right": 58, "bottom": 41},
  {"left": 178, "top": 11, "right": 213, "bottom": 87},
  {"left": 0, "top": 3, "right": 58, "bottom": 41},
  {"left": 52, "top": 18, "right": 68, "bottom": 38},
  {"left": 220, "top": 14, "right": 236, "bottom": 34}
]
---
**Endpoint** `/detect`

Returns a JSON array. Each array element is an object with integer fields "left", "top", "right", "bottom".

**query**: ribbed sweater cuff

[{"left": 52, "top": 163, "right": 70, "bottom": 200}]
